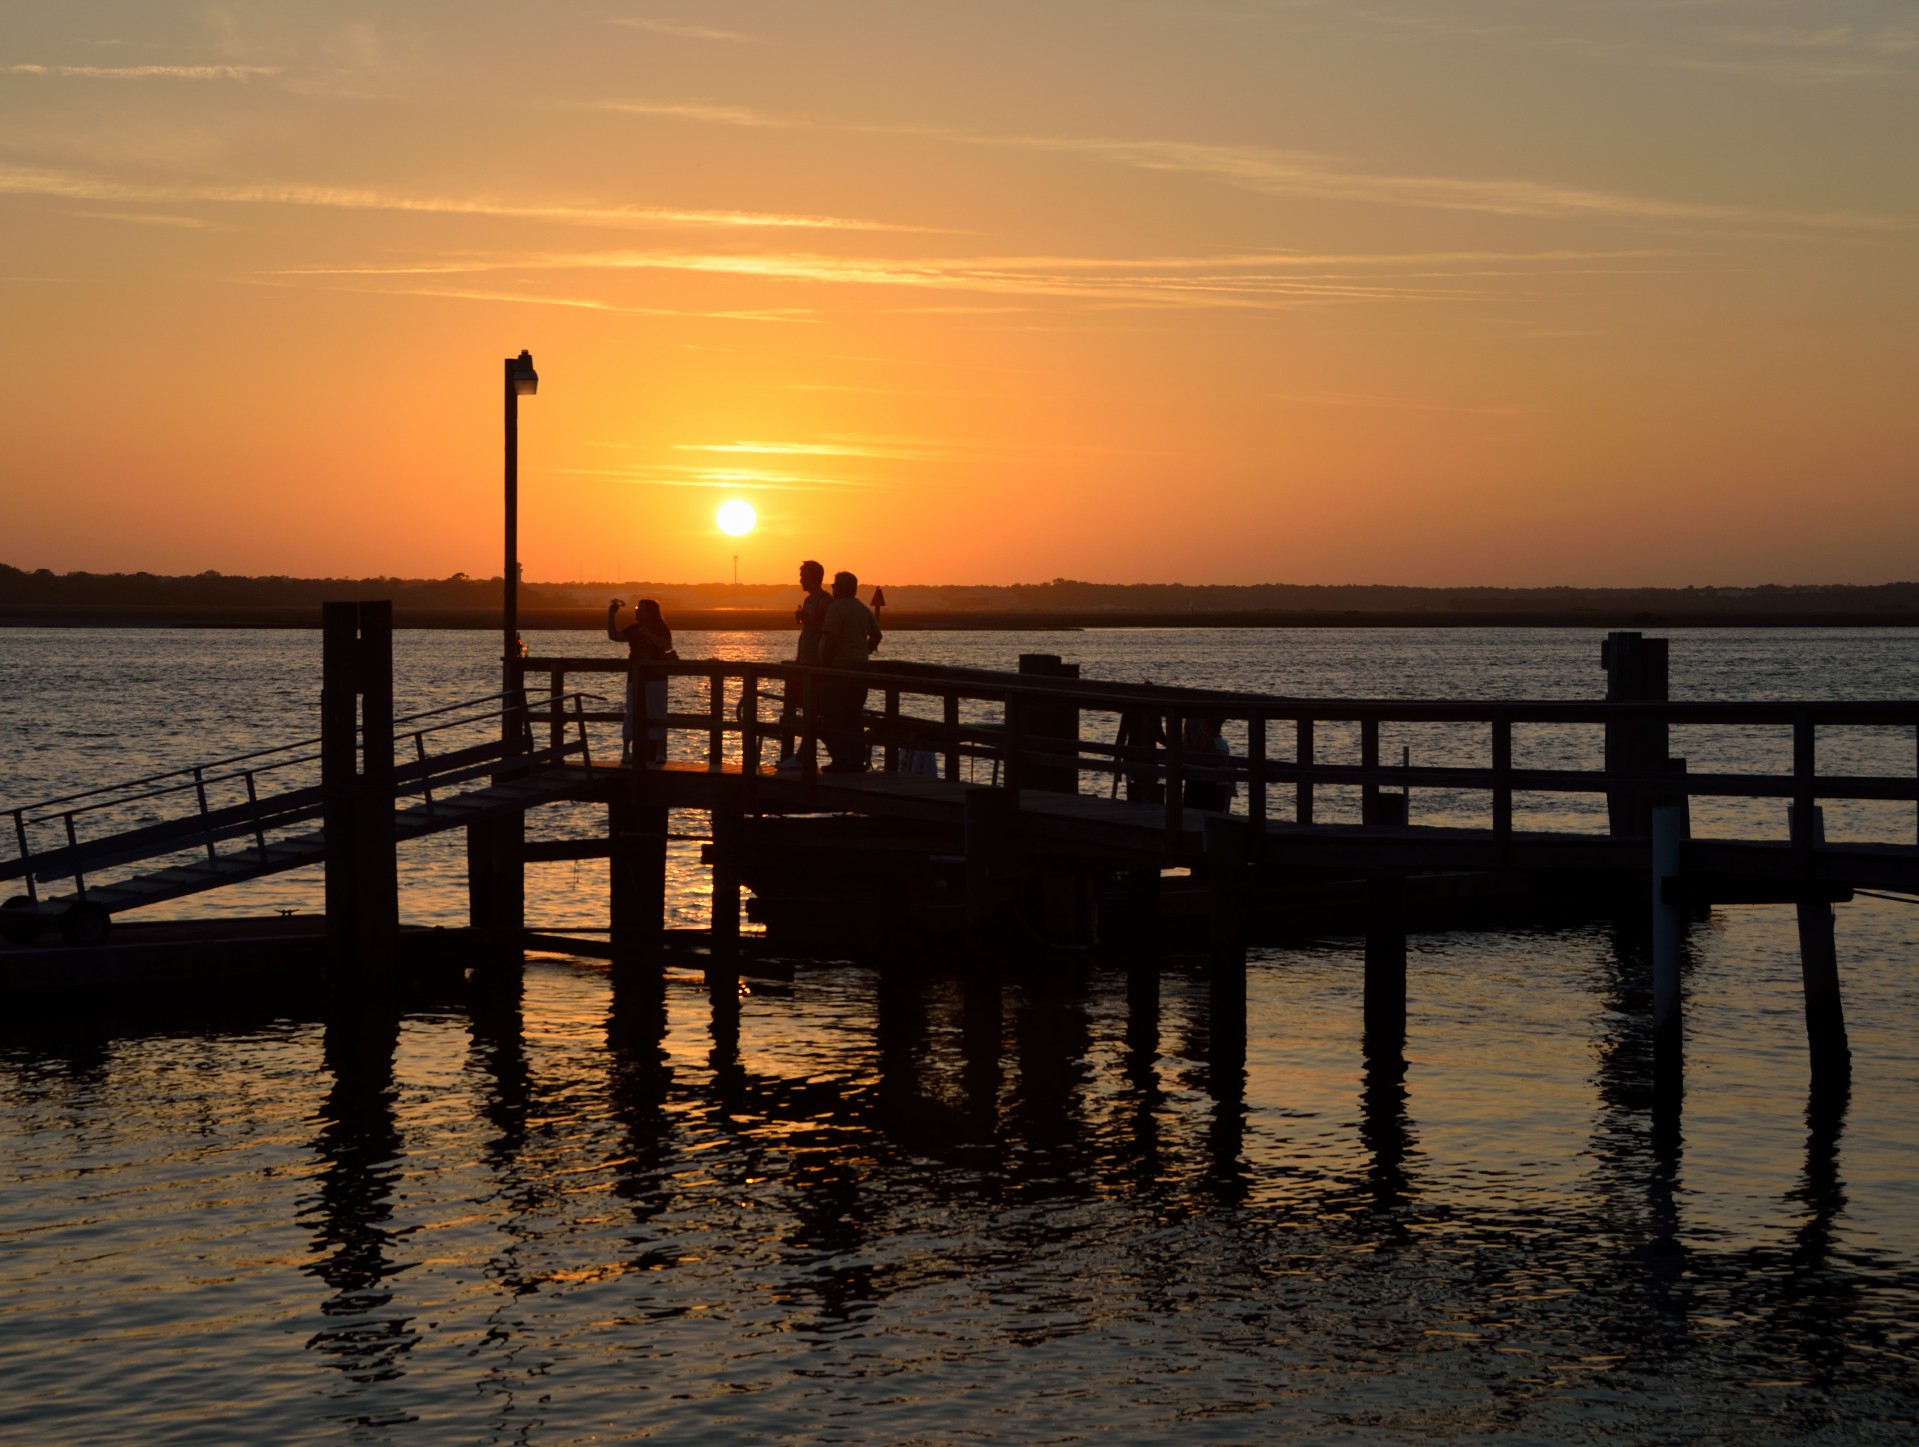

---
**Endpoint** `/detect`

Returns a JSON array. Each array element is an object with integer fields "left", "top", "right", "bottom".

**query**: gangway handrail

[
  {"left": 2, "top": 690, "right": 606, "bottom": 904},
  {"left": 7, "top": 688, "right": 607, "bottom": 826}
]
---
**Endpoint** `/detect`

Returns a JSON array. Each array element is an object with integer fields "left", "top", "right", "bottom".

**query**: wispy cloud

[
  {"left": 676, "top": 439, "right": 962, "bottom": 461},
  {"left": 0, "top": 165, "right": 920, "bottom": 233},
  {"left": 1240, "top": 3, "right": 1919, "bottom": 85},
  {"left": 72, "top": 210, "right": 215, "bottom": 228},
  {"left": 675, "top": 431, "right": 1109, "bottom": 460},
  {"left": 535, "top": 464, "right": 883, "bottom": 491},
  {"left": 978, "top": 132, "right": 1916, "bottom": 233},
  {"left": 274, "top": 246, "right": 1525, "bottom": 309},
  {"left": 607, "top": 18, "right": 758, "bottom": 44},
  {"left": 589, "top": 96, "right": 1914, "bottom": 234},
  {"left": 250, "top": 278, "right": 815, "bottom": 323},
  {"left": 594, "top": 100, "right": 781, "bottom": 126},
  {"left": 6, "top": 63, "right": 279, "bottom": 80}
]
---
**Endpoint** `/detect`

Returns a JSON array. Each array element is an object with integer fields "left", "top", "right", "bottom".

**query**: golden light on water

[{"left": 716, "top": 500, "right": 757, "bottom": 538}]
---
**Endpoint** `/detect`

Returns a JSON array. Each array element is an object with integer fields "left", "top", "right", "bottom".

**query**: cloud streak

[
  {"left": 607, "top": 18, "right": 757, "bottom": 43},
  {"left": 273, "top": 243, "right": 1654, "bottom": 311},
  {"left": 589, "top": 96, "right": 1915, "bottom": 234},
  {"left": 0, "top": 165, "right": 920, "bottom": 233},
  {"left": 977, "top": 131, "right": 1917, "bottom": 233},
  {"left": 6, "top": 63, "right": 279, "bottom": 79},
  {"left": 249, "top": 278, "right": 815, "bottom": 323},
  {"left": 535, "top": 465, "right": 884, "bottom": 491}
]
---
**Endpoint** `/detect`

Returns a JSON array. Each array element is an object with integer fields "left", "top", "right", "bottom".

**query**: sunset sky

[{"left": 3, "top": 1, "right": 1914, "bottom": 587}]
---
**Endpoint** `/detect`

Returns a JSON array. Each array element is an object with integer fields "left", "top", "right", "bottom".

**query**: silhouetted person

[
  {"left": 608, "top": 597, "right": 674, "bottom": 764},
  {"left": 820, "top": 570, "right": 882, "bottom": 772},
  {"left": 1182, "top": 713, "right": 1234, "bottom": 811},
  {"left": 778, "top": 560, "right": 830, "bottom": 769},
  {"left": 794, "top": 559, "right": 828, "bottom": 664}
]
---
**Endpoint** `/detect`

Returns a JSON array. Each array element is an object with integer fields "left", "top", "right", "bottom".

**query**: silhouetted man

[
  {"left": 777, "top": 560, "right": 831, "bottom": 769},
  {"left": 819, "top": 570, "right": 882, "bottom": 772}
]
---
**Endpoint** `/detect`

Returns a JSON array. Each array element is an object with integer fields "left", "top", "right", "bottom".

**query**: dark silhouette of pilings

[
  {"left": 608, "top": 795, "right": 666, "bottom": 981},
  {"left": 321, "top": 600, "right": 398, "bottom": 993},
  {"left": 466, "top": 815, "right": 523, "bottom": 978},
  {"left": 1791, "top": 805, "right": 1851, "bottom": 1086}
]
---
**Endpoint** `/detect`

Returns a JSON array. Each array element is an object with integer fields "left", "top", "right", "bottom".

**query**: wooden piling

[
  {"left": 964, "top": 786, "right": 1014, "bottom": 940},
  {"left": 1650, "top": 805, "right": 1685, "bottom": 1084},
  {"left": 1602, "top": 631, "right": 1671, "bottom": 837},
  {"left": 1124, "top": 867, "right": 1161, "bottom": 1056},
  {"left": 1363, "top": 876, "right": 1407, "bottom": 1047},
  {"left": 707, "top": 803, "right": 742, "bottom": 1015},
  {"left": 321, "top": 600, "right": 398, "bottom": 992},
  {"left": 1202, "top": 815, "right": 1252, "bottom": 1063},
  {"left": 608, "top": 794, "right": 666, "bottom": 979},
  {"left": 1790, "top": 804, "right": 1851, "bottom": 1083},
  {"left": 466, "top": 814, "right": 524, "bottom": 977},
  {"left": 1014, "top": 654, "right": 1081, "bottom": 795}
]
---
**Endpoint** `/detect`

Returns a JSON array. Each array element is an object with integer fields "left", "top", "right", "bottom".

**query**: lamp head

[{"left": 510, "top": 349, "right": 539, "bottom": 397}]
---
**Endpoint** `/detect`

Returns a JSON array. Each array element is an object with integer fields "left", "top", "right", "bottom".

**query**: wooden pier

[{"left": 5, "top": 608, "right": 1916, "bottom": 1096}]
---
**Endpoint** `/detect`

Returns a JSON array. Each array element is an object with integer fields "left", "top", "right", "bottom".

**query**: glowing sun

[{"left": 716, "top": 499, "right": 757, "bottom": 537}]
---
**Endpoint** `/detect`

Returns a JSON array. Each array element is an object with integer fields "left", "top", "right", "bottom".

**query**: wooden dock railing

[{"left": 523, "top": 654, "right": 1919, "bottom": 851}]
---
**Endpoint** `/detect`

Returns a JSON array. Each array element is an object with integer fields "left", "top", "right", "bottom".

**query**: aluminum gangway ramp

[{"left": 2, "top": 691, "right": 603, "bottom": 946}]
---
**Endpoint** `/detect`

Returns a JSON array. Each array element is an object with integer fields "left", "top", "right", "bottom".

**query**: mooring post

[
  {"left": 1790, "top": 804, "right": 1851, "bottom": 1084},
  {"left": 1602, "top": 631, "right": 1670, "bottom": 837},
  {"left": 322, "top": 600, "right": 399, "bottom": 993},
  {"left": 1363, "top": 876, "right": 1408, "bottom": 1048},
  {"left": 1650, "top": 805, "right": 1685, "bottom": 1085},
  {"left": 1015, "top": 654, "right": 1081, "bottom": 795}
]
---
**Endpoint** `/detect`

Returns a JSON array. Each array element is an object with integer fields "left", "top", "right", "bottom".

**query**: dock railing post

[
  {"left": 1361, "top": 718, "right": 1380, "bottom": 822},
  {"left": 1295, "top": 716, "right": 1315, "bottom": 825}
]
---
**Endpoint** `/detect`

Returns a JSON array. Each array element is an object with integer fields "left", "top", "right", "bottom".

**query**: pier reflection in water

[{"left": 5, "top": 916, "right": 1919, "bottom": 1443}]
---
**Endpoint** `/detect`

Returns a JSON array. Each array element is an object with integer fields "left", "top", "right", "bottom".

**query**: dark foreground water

[{"left": 2, "top": 627, "right": 1917, "bottom": 1443}]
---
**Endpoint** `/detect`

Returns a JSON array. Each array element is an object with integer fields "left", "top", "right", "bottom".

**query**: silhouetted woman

[{"left": 607, "top": 597, "right": 675, "bottom": 764}]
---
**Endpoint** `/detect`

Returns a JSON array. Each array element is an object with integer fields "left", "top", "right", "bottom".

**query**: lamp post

[{"left": 503, "top": 349, "right": 538, "bottom": 736}]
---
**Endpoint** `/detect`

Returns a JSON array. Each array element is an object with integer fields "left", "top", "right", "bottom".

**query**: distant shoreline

[{"left": 5, "top": 604, "right": 1918, "bottom": 631}]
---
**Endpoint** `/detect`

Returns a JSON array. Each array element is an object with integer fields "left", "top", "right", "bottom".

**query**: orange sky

[{"left": 3, "top": 2, "right": 1915, "bottom": 586}]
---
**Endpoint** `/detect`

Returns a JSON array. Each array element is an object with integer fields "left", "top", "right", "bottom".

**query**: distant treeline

[
  {"left": 985, "top": 578, "right": 1919, "bottom": 615},
  {"left": 0, "top": 565, "right": 570, "bottom": 610},
  {"left": 7, "top": 565, "right": 1915, "bottom": 617}
]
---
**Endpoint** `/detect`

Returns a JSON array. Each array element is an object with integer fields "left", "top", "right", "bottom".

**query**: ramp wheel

[
  {"left": 1, "top": 896, "right": 45, "bottom": 945},
  {"left": 59, "top": 901, "right": 112, "bottom": 947}
]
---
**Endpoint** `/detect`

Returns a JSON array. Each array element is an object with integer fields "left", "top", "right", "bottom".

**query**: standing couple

[{"left": 791, "top": 559, "right": 882, "bottom": 773}]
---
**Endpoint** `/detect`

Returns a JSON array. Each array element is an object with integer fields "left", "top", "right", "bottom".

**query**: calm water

[{"left": 3, "top": 627, "right": 1918, "bottom": 1443}]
